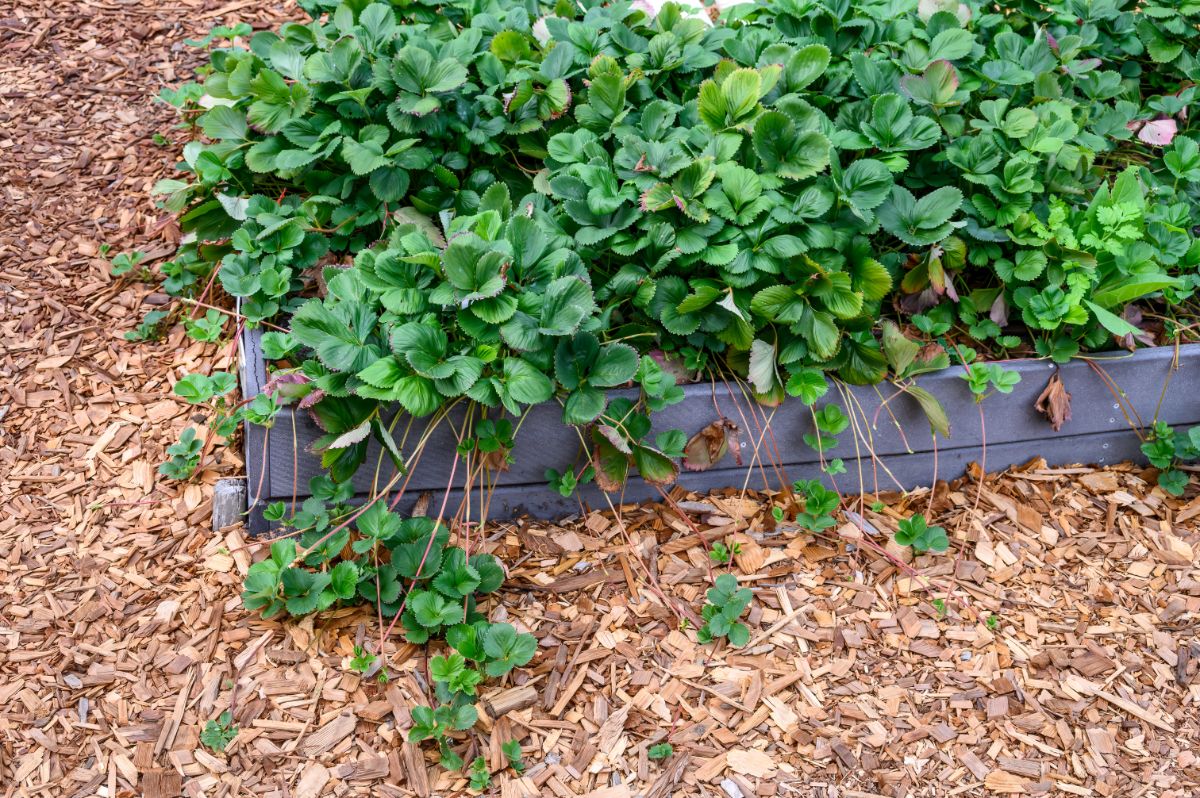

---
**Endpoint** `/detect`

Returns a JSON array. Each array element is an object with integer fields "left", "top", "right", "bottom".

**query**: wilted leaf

[
  {"left": 1034, "top": 372, "right": 1072, "bottom": 431},
  {"left": 1135, "top": 118, "right": 1177, "bottom": 147},
  {"left": 905, "top": 385, "right": 950, "bottom": 438},
  {"left": 682, "top": 419, "right": 740, "bottom": 471}
]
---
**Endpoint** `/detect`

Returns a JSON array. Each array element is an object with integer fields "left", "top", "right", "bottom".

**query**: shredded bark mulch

[{"left": 2, "top": 2, "right": 1199, "bottom": 797}]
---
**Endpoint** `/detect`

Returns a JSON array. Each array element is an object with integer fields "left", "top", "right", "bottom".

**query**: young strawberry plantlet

[
  {"left": 349, "top": 645, "right": 377, "bottom": 676},
  {"left": 961, "top": 363, "right": 1022, "bottom": 404},
  {"left": 501, "top": 740, "right": 525, "bottom": 775},
  {"left": 200, "top": 711, "right": 237, "bottom": 752},
  {"left": 697, "top": 574, "right": 753, "bottom": 648},
  {"left": 648, "top": 743, "right": 674, "bottom": 761},
  {"left": 468, "top": 756, "right": 491, "bottom": 790},
  {"left": 109, "top": 250, "right": 147, "bottom": 279},
  {"left": 545, "top": 465, "right": 595, "bottom": 498},
  {"left": 125, "top": 310, "right": 170, "bottom": 342},
  {"left": 791, "top": 480, "right": 840, "bottom": 533},
  {"left": 159, "top": 427, "right": 204, "bottom": 481},
  {"left": 184, "top": 309, "right": 226, "bottom": 343},
  {"left": 1140, "top": 422, "right": 1200, "bottom": 496},
  {"left": 894, "top": 514, "right": 950, "bottom": 554},
  {"left": 708, "top": 540, "right": 740, "bottom": 565}
]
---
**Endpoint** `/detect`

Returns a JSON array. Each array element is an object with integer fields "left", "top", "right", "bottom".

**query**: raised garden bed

[{"left": 239, "top": 327, "right": 1200, "bottom": 534}]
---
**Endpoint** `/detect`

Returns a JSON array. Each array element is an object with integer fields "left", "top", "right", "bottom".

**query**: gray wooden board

[
  {"left": 240, "top": 326, "right": 1200, "bottom": 534},
  {"left": 244, "top": 427, "right": 1149, "bottom": 535}
]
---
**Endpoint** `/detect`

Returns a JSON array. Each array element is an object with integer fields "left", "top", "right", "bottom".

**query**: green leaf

[
  {"left": 785, "top": 44, "right": 831, "bottom": 91},
  {"left": 502, "top": 358, "right": 553, "bottom": 407},
  {"left": 836, "top": 159, "right": 894, "bottom": 214},
  {"left": 590, "top": 344, "right": 639, "bottom": 388},
  {"left": 539, "top": 277, "right": 594, "bottom": 336},
  {"left": 469, "top": 554, "right": 505, "bottom": 594},
  {"left": 880, "top": 321, "right": 919, "bottom": 375},
  {"left": 292, "top": 301, "right": 378, "bottom": 373},
  {"left": 329, "top": 561, "right": 359, "bottom": 600},
  {"left": 1090, "top": 275, "right": 1181, "bottom": 308},
  {"left": 785, "top": 369, "right": 828, "bottom": 404},
  {"left": 879, "top": 186, "right": 962, "bottom": 245},
  {"left": 342, "top": 136, "right": 389, "bottom": 176},
  {"left": 410, "top": 590, "right": 463, "bottom": 628},
  {"left": 748, "top": 339, "right": 779, "bottom": 395},
  {"left": 201, "top": 106, "right": 248, "bottom": 141},
  {"left": 753, "top": 112, "right": 830, "bottom": 181},
  {"left": 926, "top": 28, "right": 975, "bottom": 63},
  {"left": 726, "top": 622, "right": 750, "bottom": 647},
  {"left": 632, "top": 445, "right": 678, "bottom": 486},
  {"left": 1084, "top": 301, "right": 1140, "bottom": 337},
  {"left": 905, "top": 385, "right": 951, "bottom": 438},
  {"left": 899, "top": 59, "right": 959, "bottom": 107}
]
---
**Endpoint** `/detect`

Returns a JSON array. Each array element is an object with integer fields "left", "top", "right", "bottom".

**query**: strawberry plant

[
  {"left": 200, "top": 711, "right": 238, "bottom": 752},
  {"left": 708, "top": 540, "right": 740, "bottom": 565},
  {"left": 1140, "top": 421, "right": 1200, "bottom": 496},
  {"left": 648, "top": 743, "right": 674, "bottom": 761},
  {"left": 697, "top": 573, "right": 753, "bottom": 647},
  {"left": 894, "top": 513, "right": 950, "bottom": 554},
  {"left": 146, "top": 0, "right": 1200, "bottom": 499}
]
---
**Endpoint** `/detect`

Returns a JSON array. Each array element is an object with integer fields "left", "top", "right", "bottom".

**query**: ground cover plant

[
  {"left": 124, "top": 0, "right": 1200, "bottom": 781},
  {"left": 142, "top": 0, "right": 1200, "bottom": 474}
]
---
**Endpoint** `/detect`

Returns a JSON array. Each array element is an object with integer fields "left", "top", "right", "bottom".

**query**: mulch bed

[{"left": 1, "top": 2, "right": 1199, "bottom": 797}]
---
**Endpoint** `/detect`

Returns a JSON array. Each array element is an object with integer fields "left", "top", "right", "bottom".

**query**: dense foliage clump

[
  {"left": 140, "top": 0, "right": 1200, "bottom": 571},
  {"left": 157, "top": 0, "right": 1199, "bottom": 445}
]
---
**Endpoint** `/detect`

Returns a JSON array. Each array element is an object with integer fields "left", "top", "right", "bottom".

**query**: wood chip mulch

[{"left": 2, "top": 3, "right": 1199, "bottom": 797}]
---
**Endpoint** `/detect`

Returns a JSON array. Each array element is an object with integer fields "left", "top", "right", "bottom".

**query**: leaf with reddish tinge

[
  {"left": 592, "top": 431, "right": 629, "bottom": 492},
  {"left": 1035, "top": 371, "right": 1072, "bottom": 431},
  {"left": 1136, "top": 118, "right": 1177, "bottom": 147},
  {"left": 595, "top": 423, "right": 632, "bottom": 454}
]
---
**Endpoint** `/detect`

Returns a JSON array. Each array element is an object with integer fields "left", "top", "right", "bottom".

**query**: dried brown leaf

[
  {"left": 682, "top": 419, "right": 738, "bottom": 471},
  {"left": 1034, "top": 372, "right": 1072, "bottom": 431}
]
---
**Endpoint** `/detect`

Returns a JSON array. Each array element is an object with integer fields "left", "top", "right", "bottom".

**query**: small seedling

[
  {"left": 793, "top": 479, "right": 839, "bottom": 533},
  {"left": 771, "top": 505, "right": 785, "bottom": 522},
  {"left": 708, "top": 540, "right": 740, "bottom": 565},
  {"left": 804, "top": 404, "right": 849, "bottom": 453},
  {"left": 985, "top": 613, "right": 1000, "bottom": 630},
  {"left": 961, "top": 362, "right": 1021, "bottom": 403},
  {"left": 468, "top": 756, "right": 490, "bottom": 790},
  {"left": 159, "top": 427, "right": 203, "bottom": 480},
  {"left": 349, "top": 645, "right": 377, "bottom": 675},
  {"left": 1140, "top": 421, "right": 1200, "bottom": 496},
  {"left": 185, "top": 309, "right": 226, "bottom": 343},
  {"left": 648, "top": 742, "right": 674, "bottom": 760},
  {"left": 546, "top": 465, "right": 594, "bottom": 497},
  {"left": 502, "top": 740, "right": 525, "bottom": 774},
  {"left": 109, "top": 250, "right": 147, "bottom": 278},
  {"left": 894, "top": 514, "right": 949, "bottom": 553},
  {"left": 870, "top": 501, "right": 886, "bottom": 512},
  {"left": 125, "top": 310, "right": 169, "bottom": 342},
  {"left": 697, "top": 573, "right": 753, "bottom": 647},
  {"left": 200, "top": 711, "right": 237, "bottom": 752},
  {"left": 931, "top": 598, "right": 947, "bottom": 618}
]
